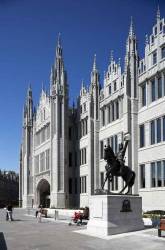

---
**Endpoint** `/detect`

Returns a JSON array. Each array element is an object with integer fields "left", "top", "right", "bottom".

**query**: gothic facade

[{"left": 20, "top": 10, "right": 165, "bottom": 210}]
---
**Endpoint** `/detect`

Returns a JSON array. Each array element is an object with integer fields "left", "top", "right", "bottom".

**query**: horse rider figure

[
  {"left": 116, "top": 138, "right": 129, "bottom": 175},
  {"left": 102, "top": 133, "right": 135, "bottom": 194}
]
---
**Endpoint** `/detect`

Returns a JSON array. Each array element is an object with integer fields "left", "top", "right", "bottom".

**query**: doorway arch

[{"left": 37, "top": 179, "right": 50, "bottom": 208}]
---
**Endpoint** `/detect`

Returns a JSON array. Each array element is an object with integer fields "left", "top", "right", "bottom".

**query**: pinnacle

[{"left": 93, "top": 54, "right": 97, "bottom": 71}]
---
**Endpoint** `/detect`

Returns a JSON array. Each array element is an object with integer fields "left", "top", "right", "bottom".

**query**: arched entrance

[{"left": 37, "top": 179, "right": 50, "bottom": 208}]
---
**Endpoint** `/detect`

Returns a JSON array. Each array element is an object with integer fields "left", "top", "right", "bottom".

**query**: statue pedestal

[{"left": 87, "top": 195, "right": 144, "bottom": 236}]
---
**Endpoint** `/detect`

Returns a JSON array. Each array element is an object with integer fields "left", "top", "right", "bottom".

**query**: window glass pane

[
  {"left": 163, "top": 161, "right": 165, "bottom": 186},
  {"left": 151, "top": 162, "right": 156, "bottom": 187},
  {"left": 142, "top": 84, "right": 146, "bottom": 106},
  {"left": 114, "top": 81, "right": 116, "bottom": 91},
  {"left": 114, "top": 135, "right": 118, "bottom": 154},
  {"left": 100, "top": 172, "right": 104, "bottom": 188},
  {"left": 110, "top": 136, "right": 114, "bottom": 151},
  {"left": 162, "top": 47, "right": 165, "bottom": 59},
  {"left": 112, "top": 103, "right": 114, "bottom": 121},
  {"left": 140, "top": 124, "right": 145, "bottom": 147},
  {"left": 108, "top": 106, "right": 110, "bottom": 123},
  {"left": 163, "top": 117, "right": 165, "bottom": 141},
  {"left": 102, "top": 109, "right": 105, "bottom": 126},
  {"left": 140, "top": 164, "right": 145, "bottom": 188},
  {"left": 151, "top": 120, "right": 155, "bottom": 145},
  {"left": 116, "top": 101, "right": 119, "bottom": 119},
  {"left": 158, "top": 77, "right": 162, "bottom": 99},
  {"left": 109, "top": 85, "right": 111, "bottom": 95},
  {"left": 153, "top": 52, "right": 157, "bottom": 65},
  {"left": 100, "top": 141, "right": 104, "bottom": 159},
  {"left": 157, "top": 161, "right": 162, "bottom": 187},
  {"left": 157, "top": 118, "right": 161, "bottom": 143},
  {"left": 151, "top": 79, "right": 156, "bottom": 102}
]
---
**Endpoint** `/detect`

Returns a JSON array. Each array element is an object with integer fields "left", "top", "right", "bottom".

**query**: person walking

[
  {"left": 7, "top": 204, "right": 13, "bottom": 221},
  {"left": 37, "top": 206, "right": 42, "bottom": 223}
]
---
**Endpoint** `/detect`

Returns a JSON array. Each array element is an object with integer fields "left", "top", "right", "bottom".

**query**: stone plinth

[{"left": 87, "top": 195, "right": 144, "bottom": 236}]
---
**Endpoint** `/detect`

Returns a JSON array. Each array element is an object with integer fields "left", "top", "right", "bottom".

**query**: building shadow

[{"left": 0, "top": 232, "right": 7, "bottom": 250}]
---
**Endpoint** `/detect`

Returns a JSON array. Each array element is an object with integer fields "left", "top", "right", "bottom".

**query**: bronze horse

[{"left": 102, "top": 142, "right": 135, "bottom": 194}]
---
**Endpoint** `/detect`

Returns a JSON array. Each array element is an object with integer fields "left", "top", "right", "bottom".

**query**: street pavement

[{"left": 0, "top": 208, "right": 165, "bottom": 250}]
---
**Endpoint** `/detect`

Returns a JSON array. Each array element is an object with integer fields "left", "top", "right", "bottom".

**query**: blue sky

[{"left": 0, "top": 0, "right": 164, "bottom": 172}]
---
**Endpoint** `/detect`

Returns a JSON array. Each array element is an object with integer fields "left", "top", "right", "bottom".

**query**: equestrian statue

[{"left": 102, "top": 133, "right": 135, "bottom": 194}]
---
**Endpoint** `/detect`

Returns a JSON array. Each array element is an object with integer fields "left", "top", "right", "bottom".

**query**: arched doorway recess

[{"left": 37, "top": 179, "right": 50, "bottom": 208}]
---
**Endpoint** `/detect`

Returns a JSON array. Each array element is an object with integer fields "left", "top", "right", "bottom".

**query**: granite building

[{"left": 20, "top": 9, "right": 165, "bottom": 211}]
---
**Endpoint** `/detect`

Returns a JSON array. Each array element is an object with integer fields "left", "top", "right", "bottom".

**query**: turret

[
  {"left": 24, "top": 85, "right": 33, "bottom": 126},
  {"left": 51, "top": 34, "right": 68, "bottom": 96},
  {"left": 90, "top": 54, "right": 100, "bottom": 86},
  {"left": 124, "top": 17, "right": 138, "bottom": 98}
]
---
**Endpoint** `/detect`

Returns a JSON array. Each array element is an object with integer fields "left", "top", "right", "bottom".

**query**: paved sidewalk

[{"left": 0, "top": 208, "right": 165, "bottom": 250}]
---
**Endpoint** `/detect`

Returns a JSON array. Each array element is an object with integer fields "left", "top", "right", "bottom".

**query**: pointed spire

[
  {"left": 156, "top": 5, "right": 160, "bottom": 22},
  {"left": 55, "top": 33, "right": 62, "bottom": 59},
  {"left": 93, "top": 54, "right": 97, "bottom": 71},
  {"left": 81, "top": 79, "right": 84, "bottom": 89},
  {"left": 129, "top": 16, "right": 134, "bottom": 37},
  {"left": 42, "top": 82, "right": 44, "bottom": 91},
  {"left": 57, "top": 32, "right": 61, "bottom": 47},
  {"left": 110, "top": 50, "right": 113, "bottom": 63},
  {"left": 27, "top": 83, "right": 32, "bottom": 98}
]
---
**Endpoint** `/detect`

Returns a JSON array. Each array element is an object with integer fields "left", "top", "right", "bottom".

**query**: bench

[
  {"left": 35, "top": 209, "right": 47, "bottom": 218},
  {"left": 41, "top": 209, "right": 47, "bottom": 218},
  {"left": 158, "top": 218, "right": 165, "bottom": 237}
]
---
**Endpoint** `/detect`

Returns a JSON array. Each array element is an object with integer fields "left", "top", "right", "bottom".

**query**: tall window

[
  {"left": 116, "top": 101, "right": 119, "bottom": 119},
  {"left": 151, "top": 120, "right": 155, "bottom": 144},
  {"left": 157, "top": 161, "right": 162, "bottom": 187},
  {"left": 112, "top": 103, "right": 114, "bottom": 121},
  {"left": 102, "top": 109, "right": 105, "bottom": 126},
  {"left": 114, "top": 81, "right": 117, "bottom": 92},
  {"left": 163, "top": 117, "right": 165, "bottom": 141},
  {"left": 163, "top": 161, "right": 165, "bottom": 186},
  {"left": 139, "top": 124, "right": 145, "bottom": 148},
  {"left": 153, "top": 51, "right": 157, "bottom": 65},
  {"left": 151, "top": 79, "right": 156, "bottom": 102},
  {"left": 80, "top": 176, "right": 86, "bottom": 193},
  {"left": 85, "top": 118, "right": 88, "bottom": 134},
  {"left": 108, "top": 105, "right": 110, "bottom": 124},
  {"left": 69, "top": 152, "right": 72, "bottom": 167},
  {"left": 140, "top": 164, "right": 145, "bottom": 188},
  {"left": 157, "top": 118, "right": 161, "bottom": 143},
  {"left": 109, "top": 85, "right": 111, "bottom": 95},
  {"left": 142, "top": 83, "right": 146, "bottom": 107},
  {"left": 100, "top": 141, "right": 104, "bottom": 159},
  {"left": 111, "top": 136, "right": 114, "bottom": 151},
  {"left": 158, "top": 77, "right": 162, "bottom": 99},
  {"left": 161, "top": 47, "right": 165, "bottom": 59},
  {"left": 114, "top": 135, "right": 118, "bottom": 154},
  {"left": 100, "top": 172, "right": 104, "bottom": 188},
  {"left": 151, "top": 160, "right": 165, "bottom": 188},
  {"left": 151, "top": 162, "right": 156, "bottom": 187}
]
